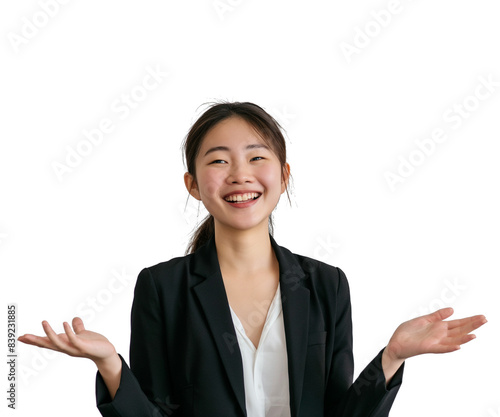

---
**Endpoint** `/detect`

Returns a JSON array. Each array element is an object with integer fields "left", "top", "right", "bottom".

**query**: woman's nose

[{"left": 227, "top": 162, "right": 252, "bottom": 184}]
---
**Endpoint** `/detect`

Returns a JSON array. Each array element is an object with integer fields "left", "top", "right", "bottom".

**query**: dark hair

[{"left": 182, "top": 101, "right": 292, "bottom": 254}]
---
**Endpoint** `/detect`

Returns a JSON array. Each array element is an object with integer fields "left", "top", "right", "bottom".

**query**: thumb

[
  {"left": 72, "top": 317, "right": 86, "bottom": 333},
  {"left": 427, "top": 307, "right": 454, "bottom": 322}
]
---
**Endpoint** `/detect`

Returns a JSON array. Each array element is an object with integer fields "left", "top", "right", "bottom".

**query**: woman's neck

[{"left": 214, "top": 220, "right": 276, "bottom": 276}]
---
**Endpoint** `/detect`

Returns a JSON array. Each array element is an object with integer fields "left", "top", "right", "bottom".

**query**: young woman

[{"left": 19, "top": 102, "right": 487, "bottom": 417}]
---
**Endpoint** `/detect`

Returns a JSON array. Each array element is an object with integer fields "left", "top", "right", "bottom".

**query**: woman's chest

[{"left": 223, "top": 272, "right": 279, "bottom": 348}]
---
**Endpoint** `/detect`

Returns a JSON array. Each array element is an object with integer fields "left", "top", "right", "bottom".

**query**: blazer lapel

[
  {"left": 270, "top": 236, "right": 310, "bottom": 417},
  {"left": 191, "top": 236, "right": 247, "bottom": 416}
]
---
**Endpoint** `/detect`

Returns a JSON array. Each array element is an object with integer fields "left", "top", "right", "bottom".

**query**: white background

[{"left": 1, "top": 0, "right": 499, "bottom": 416}]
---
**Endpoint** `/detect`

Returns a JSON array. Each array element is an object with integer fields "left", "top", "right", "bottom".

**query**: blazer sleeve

[
  {"left": 324, "top": 267, "right": 405, "bottom": 417},
  {"left": 95, "top": 267, "right": 179, "bottom": 417}
]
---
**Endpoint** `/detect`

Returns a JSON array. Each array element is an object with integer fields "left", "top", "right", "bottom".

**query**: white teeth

[{"left": 224, "top": 192, "right": 260, "bottom": 202}]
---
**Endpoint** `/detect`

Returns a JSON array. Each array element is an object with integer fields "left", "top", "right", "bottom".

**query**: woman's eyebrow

[{"left": 203, "top": 143, "right": 269, "bottom": 157}]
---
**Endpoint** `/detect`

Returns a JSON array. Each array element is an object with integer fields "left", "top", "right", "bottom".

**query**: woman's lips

[
  {"left": 223, "top": 193, "right": 261, "bottom": 208},
  {"left": 224, "top": 192, "right": 261, "bottom": 202}
]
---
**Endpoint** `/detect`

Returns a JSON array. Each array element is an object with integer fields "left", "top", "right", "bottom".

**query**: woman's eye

[
  {"left": 251, "top": 156, "right": 264, "bottom": 161},
  {"left": 211, "top": 160, "right": 227, "bottom": 164}
]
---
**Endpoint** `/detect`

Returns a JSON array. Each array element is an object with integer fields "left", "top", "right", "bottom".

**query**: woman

[{"left": 18, "top": 102, "right": 487, "bottom": 417}]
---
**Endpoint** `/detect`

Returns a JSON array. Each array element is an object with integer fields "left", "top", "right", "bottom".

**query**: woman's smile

[{"left": 223, "top": 191, "right": 262, "bottom": 207}]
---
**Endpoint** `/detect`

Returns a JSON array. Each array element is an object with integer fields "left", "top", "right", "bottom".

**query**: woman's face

[{"left": 184, "top": 116, "right": 289, "bottom": 233}]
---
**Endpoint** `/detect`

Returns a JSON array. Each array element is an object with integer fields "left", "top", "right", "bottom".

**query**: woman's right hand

[
  {"left": 19, "top": 317, "right": 123, "bottom": 399},
  {"left": 18, "top": 317, "right": 117, "bottom": 365}
]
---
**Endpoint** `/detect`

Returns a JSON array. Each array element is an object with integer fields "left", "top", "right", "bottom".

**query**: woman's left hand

[{"left": 385, "top": 307, "right": 487, "bottom": 361}]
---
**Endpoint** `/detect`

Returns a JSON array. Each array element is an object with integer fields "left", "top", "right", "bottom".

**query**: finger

[
  {"left": 446, "top": 333, "right": 477, "bottom": 347},
  {"left": 447, "top": 315, "right": 487, "bottom": 331},
  {"left": 72, "top": 317, "right": 85, "bottom": 334},
  {"left": 429, "top": 343, "right": 461, "bottom": 354},
  {"left": 448, "top": 317, "right": 487, "bottom": 338},
  {"left": 63, "top": 322, "right": 83, "bottom": 350},
  {"left": 41, "top": 321, "right": 70, "bottom": 353},
  {"left": 427, "top": 307, "right": 454, "bottom": 322},
  {"left": 63, "top": 321, "right": 82, "bottom": 349},
  {"left": 17, "top": 334, "right": 55, "bottom": 350}
]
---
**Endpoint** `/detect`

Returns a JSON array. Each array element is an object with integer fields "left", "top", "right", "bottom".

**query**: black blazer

[{"left": 96, "top": 234, "right": 404, "bottom": 417}]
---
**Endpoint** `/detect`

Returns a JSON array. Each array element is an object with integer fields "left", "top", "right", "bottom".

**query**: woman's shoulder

[
  {"left": 276, "top": 242, "right": 349, "bottom": 292},
  {"left": 145, "top": 252, "right": 194, "bottom": 273},
  {"left": 135, "top": 252, "right": 196, "bottom": 287}
]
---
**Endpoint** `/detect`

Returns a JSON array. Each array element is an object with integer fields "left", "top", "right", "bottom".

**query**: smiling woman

[{"left": 18, "top": 101, "right": 487, "bottom": 417}]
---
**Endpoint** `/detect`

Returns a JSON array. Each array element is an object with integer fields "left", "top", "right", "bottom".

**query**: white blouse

[{"left": 228, "top": 284, "right": 291, "bottom": 417}]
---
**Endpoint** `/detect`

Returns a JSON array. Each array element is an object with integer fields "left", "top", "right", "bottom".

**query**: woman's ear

[
  {"left": 281, "top": 163, "right": 291, "bottom": 193},
  {"left": 184, "top": 172, "right": 201, "bottom": 201}
]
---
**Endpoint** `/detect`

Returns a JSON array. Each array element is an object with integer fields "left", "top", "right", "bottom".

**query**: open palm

[
  {"left": 18, "top": 317, "right": 116, "bottom": 364},
  {"left": 387, "top": 307, "right": 487, "bottom": 360}
]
